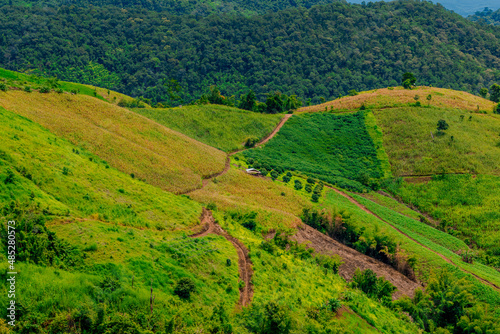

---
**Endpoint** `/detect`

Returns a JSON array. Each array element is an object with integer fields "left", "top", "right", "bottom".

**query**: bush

[
  {"left": 55, "top": 88, "right": 64, "bottom": 94},
  {"left": 305, "top": 184, "right": 312, "bottom": 193},
  {"left": 282, "top": 175, "right": 290, "bottom": 183},
  {"left": 24, "top": 86, "right": 31, "bottom": 92},
  {"left": 174, "top": 277, "right": 196, "bottom": 299},
  {"left": 311, "top": 193, "right": 319, "bottom": 202},
  {"left": 244, "top": 136, "right": 259, "bottom": 148},
  {"left": 348, "top": 89, "right": 358, "bottom": 96},
  {"left": 294, "top": 180, "right": 303, "bottom": 190},
  {"left": 306, "top": 177, "right": 315, "bottom": 184},
  {"left": 270, "top": 170, "right": 279, "bottom": 180},
  {"left": 495, "top": 103, "right": 500, "bottom": 114},
  {"left": 40, "top": 86, "right": 50, "bottom": 93},
  {"left": 351, "top": 269, "right": 396, "bottom": 300},
  {"left": 261, "top": 301, "right": 292, "bottom": 334},
  {"left": 0, "top": 83, "right": 7, "bottom": 91}
]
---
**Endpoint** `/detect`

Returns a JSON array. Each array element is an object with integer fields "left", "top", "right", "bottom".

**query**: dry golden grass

[
  {"left": 0, "top": 91, "right": 226, "bottom": 194},
  {"left": 298, "top": 87, "right": 497, "bottom": 113},
  {"left": 189, "top": 167, "right": 312, "bottom": 229}
]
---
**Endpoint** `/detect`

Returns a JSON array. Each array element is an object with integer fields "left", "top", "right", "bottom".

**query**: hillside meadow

[
  {"left": 0, "top": 106, "right": 202, "bottom": 229},
  {"left": 372, "top": 106, "right": 500, "bottom": 176},
  {"left": 135, "top": 105, "right": 283, "bottom": 152},
  {"left": 298, "top": 87, "right": 497, "bottom": 113},
  {"left": 0, "top": 90, "right": 227, "bottom": 194}
]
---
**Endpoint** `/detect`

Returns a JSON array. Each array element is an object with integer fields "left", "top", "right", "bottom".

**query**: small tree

[
  {"left": 239, "top": 90, "right": 256, "bottom": 111},
  {"left": 294, "top": 180, "right": 303, "bottom": 190},
  {"left": 437, "top": 119, "right": 449, "bottom": 132},
  {"left": 490, "top": 83, "right": 500, "bottom": 102},
  {"left": 495, "top": 103, "right": 500, "bottom": 114},
  {"left": 402, "top": 72, "right": 416, "bottom": 89},
  {"left": 174, "top": 277, "right": 196, "bottom": 299},
  {"left": 479, "top": 87, "right": 488, "bottom": 99},
  {"left": 426, "top": 94, "right": 432, "bottom": 106}
]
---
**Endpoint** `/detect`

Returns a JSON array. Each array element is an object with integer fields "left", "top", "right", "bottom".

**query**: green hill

[
  {"left": 1, "top": 1, "right": 500, "bottom": 105},
  {"left": 135, "top": 105, "right": 283, "bottom": 152}
]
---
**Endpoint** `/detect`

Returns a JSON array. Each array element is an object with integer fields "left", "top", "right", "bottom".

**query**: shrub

[
  {"left": 4, "top": 169, "right": 15, "bottom": 184},
  {"left": 323, "top": 297, "right": 342, "bottom": 313},
  {"left": 495, "top": 103, "right": 500, "bottom": 114},
  {"left": 24, "top": 86, "right": 31, "bottom": 92},
  {"left": 286, "top": 172, "right": 292, "bottom": 177},
  {"left": 40, "top": 86, "right": 50, "bottom": 93},
  {"left": 83, "top": 243, "right": 97, "bottom": 252},
  {"left": 261, "top": 301, "right": 292, "bottom": 334},
  {"left": 294, "top": 180, "right": 303, "bottom": 190},
  {"left": 270, "top": 170, "right": 279, "bottom": 180},
  {"left": 55, "top": 88, "right": 63, "bottom": 94},
  {"left": 306, "top": 177, "right": 315, "bottom": 184},
  {"left": 348, "top": 89, "right": 358, "bottom": 96},
  {"left": 311, "top": 193, "right": 319, "bottom": 202},
  {"left": 226, "top": 259, "right": 231, "bottom": 266},
  {"left": 244, "top": 136, "right": 259, "bottom": 148},
  {"left": 305, "top": 184, "right": 312, "bottom": 193},
  {"left": 98, "top": 275, "right": 121, "bottom": 292},
  {"left": 351, "top": 269, "right": 396, "bottom": 300},
  {"left": 174, "top": 277, "right": 196, "bottom": 299},
  {"left": 282, "top": 175, "right": 290, "bottom": 183},
  {"left": 0, "top": 83, "right": 7, "bottom": 91}
]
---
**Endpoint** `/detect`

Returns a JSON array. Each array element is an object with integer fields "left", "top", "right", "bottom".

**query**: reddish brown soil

[
  {"left": 292, "top": 224, "right": 422, "bottom": 299},
  {"left": 190, "top": 208, "right": 254, "bottom": 307}
]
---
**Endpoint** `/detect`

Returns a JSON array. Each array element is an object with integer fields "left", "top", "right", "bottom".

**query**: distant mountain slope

[
  {"left": 0, "top": 90, "right": 227, "bottom": 194},
  {"left": 469, "top": 7, "right": 500, "bottom": 25},
  {"left": 1, "top": 0, "right": 500, "bottom": 105}
]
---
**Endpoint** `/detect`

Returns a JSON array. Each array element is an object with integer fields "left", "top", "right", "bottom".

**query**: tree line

[{"left": 1, "top": 0, "right": 500, "bottom": 105}]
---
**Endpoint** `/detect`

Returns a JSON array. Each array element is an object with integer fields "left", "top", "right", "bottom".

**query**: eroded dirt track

[
  {"left": 292, "top": 224, "right": 422, "bottom": 299},
  {"left": 190, "top": 209, "right": 254, "bottom": 307}
]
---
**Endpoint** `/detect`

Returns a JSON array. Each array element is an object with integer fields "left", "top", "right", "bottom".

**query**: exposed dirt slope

[
  {"left": 190, "top": 209, "right": 254, "bottom": 307},
  {"left": 292, "top": 224, "right": 422, "bottom": 299}
]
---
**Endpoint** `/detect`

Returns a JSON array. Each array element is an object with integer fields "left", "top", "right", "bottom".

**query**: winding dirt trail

[
  {"left": 190, "top": 208, "right": 254, "bottom": 307},
  {"left": 329, "top": 187, "right": 500, "bottom": 292},
  {"left": 182, "top": 114, "right": 292, "bottom": 195}
]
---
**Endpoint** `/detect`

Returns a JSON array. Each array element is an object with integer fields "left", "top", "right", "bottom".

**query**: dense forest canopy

[
  {"left": 0, "top": 0, "right": 347, "bottom": 16},
  {"left": 1, "top": 0, "right": 500, "bottom": 105}
]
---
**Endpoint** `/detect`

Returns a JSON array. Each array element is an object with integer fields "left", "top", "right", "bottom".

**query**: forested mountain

[
  {"left": 0, "top": 0, "right": 346, "bottom": 16},
  {"left": 1, "top": 0, "right": 500, "bottom": 105},
  {"left": 469, "top": 7, "right": 500, "bottom": 26}
]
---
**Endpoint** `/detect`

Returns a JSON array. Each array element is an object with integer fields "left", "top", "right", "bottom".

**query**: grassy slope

[
  {"left": 322, "top": 190, "right": 500, "bottom": 312},
  {"left": 298, "top": 86, "right": 497, "bottom": 113},
  {"left": 373, "top": 106, "right": 500, "bottom": 176},
  {"left": 135, "top": 105, "right": 283, "bottom": 152},
  {"left": 395, "top": 174, "right": 500, "bottom": 254},
  {"left": 0, "top": 90, "right": 227, "bottom": 194},
  {"left": 0, "top": 107, "right": 201, "bottom": 229},
  {"left": 189, "top": 166, "right": 313, "bottom": 230},
  {"left": 242, "top": 112, "right": 384, "bottom": 191}
]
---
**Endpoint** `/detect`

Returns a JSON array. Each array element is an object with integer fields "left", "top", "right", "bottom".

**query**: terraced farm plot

[
  {"left": 242, "top": 112, "right": 384, "bottom": 191},
  {"left": 135, "top": 105, "right": 283, "bottom": 152},
  {"left": 373, "top": 106, "right": 500, "bottom": 176},
  {"left": 0, "top": 91, "right": 227, "bottom": 193},
  {"left": 298, "top": 86, "right": 497, "bottom": 113},
  {"left": 0, "top": 107, "right": 201, "bottom": 229}
]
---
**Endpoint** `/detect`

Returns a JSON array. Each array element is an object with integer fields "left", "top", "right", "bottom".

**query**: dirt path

[
  {"left": 329, "top": 188, "right": 500, "bottom": 292},
  {"left": 183, "top": 114, "right": 293, "bottom": 194},
  {"left": 292, "top": 224, "right": 422, "bottom": 299},
  {"left": 190, "top": 208, "right": 254, "bottom": 307}
]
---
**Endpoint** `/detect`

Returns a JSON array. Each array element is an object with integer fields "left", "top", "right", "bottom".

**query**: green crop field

[
  {"left": 390, "top": 174, "right": 500, "bottom": 267},
  {"left": 135, "top": 105, "right": 283, "bottom": 152},
  {"left": 321, "top": 189, "right": 500, "bottom": 310},
  {"left": 372, "top": 106, "right": 500, "bottom": 176},
  {"left": 242, "top": 112, "right": 385, "bottom": 192}
]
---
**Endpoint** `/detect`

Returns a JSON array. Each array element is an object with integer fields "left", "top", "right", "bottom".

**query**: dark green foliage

[
  {"left": 305, "top": 184, "right": 312, "bottom": 193},
  {"left": 286, "top": 172, "right": 292, "bottom": 178},
  {"left": 261, "top": 301, "right": 292, "bottom": 334},
  {"left": 24, "top": 86, "right": 31, "bottom": 92},
  {"left": 282, "top": 175, "right": 291, "bottom": 183},
  {"left": 244, "top": 136, "right": 259, "bottom": 148},
  {"left": 490, "top": 83, "right": 500, "bottom": 102},
  {"left": 243, "top": 112, "right": 381, "bottom": 192},
  {"left": 270, "top": 170, "right": 279, "bottom": 181},
  {"left": 437, "top": 119, "right": 449, "bottom": 132},
  {"left": 208, "top": 304, "right": 233, "bottom": 334},
  {"left": 394, "top": 270, "right": 500, "bottom": 333},
  {"left": 227, "top": 210, "right": 258, "bottom": 231},
  {"left": 99, "top": 275, "right": 121, "bottom": 292},
  {"left": 1, "top": 2, "right": 500, "bottom": 105},
  {"left": 495, "top": 103, "right": 500, "bottom": 114},
  {"left": 39, "top": 86, "right": 50, "bottom": 93},
  {"left": 264, "top": 92, "right": 302, "bottom": 114},
  {"left": 226, "top": 259, "right": 231, "bottom": 267},
  {"left": 294, "top": 180, "right": 303, "bottom": 190},
  {"left": 315, "top": 253, "right": 343, "bottom": 274},
  {"left": 351, "top": 269, "right": 396, "bottom": 301},
  {"left": 174, "top": 277, "right": 196, "bottom": 299},
  {"left": 323, "top": 298, "right": 342, "bottom": 313},
  {"left": 0, "top": 82, "right": 7, "bottom": 91},
  {"left": 238, "top": 90, "right": 256, "bottom": 111},
  {"left": 306, "top": 177, "right": 315, "bottom": 184},
  {"left": 1, "top": 202, "right": 83, "bottom": 268},
  {"left": 311, "top": 193, "right": 319, "bottom": 202},
  {"left": 348, "top": 89, "right": 358, "bottom": 96},
  {"left": 4, "top": 169, "right": 15, "bottom": 184},
  {"left": 480, "top": 87, "right": 488, "bottom": 98},
  {"left": 402, "top": 72, "right": 417, "bottom": 89}
]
